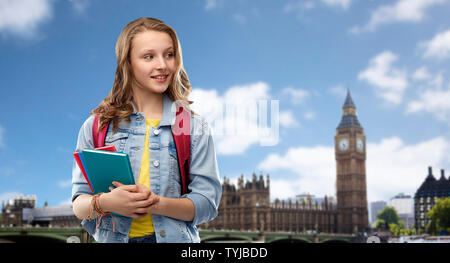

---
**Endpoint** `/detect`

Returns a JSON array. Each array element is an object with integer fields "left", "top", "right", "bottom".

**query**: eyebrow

[{"left": 140, "top": 47, "right": 174, "bottom": 53}]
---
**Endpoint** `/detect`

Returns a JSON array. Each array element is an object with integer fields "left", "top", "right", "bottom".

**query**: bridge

[
  {"left": 200, "top": 229, "right": 355, "bottom": 243},
  {"left": 0, "top": 227, "right": 356, "bottom": 243},
  {"left": 0, "top": 227, "right": 87, "bottom": 243}
]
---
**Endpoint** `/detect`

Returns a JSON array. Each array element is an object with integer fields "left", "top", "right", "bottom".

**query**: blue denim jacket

[{"left": 71, "top": 94, "right": 222, "bottom": 243}]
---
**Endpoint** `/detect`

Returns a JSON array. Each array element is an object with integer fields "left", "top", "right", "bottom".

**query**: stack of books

[{"left": 73, "top": 146, "right": 135, "bottom": 194}]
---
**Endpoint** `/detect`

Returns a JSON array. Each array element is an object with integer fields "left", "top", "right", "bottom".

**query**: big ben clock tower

[{"left": 335, "top": 90, "right": 369, "bottom": 234}]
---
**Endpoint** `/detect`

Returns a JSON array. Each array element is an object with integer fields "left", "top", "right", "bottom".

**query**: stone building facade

[
  {"left": 200, "top": 174, "right": 338, "bottom": 233},
  {"left": 1, "top": 195, "right": 80, "bottom": 227},
  {"left": 1, "top": 195, "right": 37, "bottom": 227}
]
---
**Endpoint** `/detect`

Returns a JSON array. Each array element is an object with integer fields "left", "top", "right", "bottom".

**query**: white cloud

[
  {"left": 0, "top": 0, "right": 53, "bottom": 38},
  {"left": 358, "top": 51, "right": 408, "bottom": 105},
  {"left": 189, "top": 82, "right": 281, "bottom": 155},
  {"left": 411, "top": 67, "right": 443, "bottom": 89},
  {"left": 279, "top": 111, "right": 300, "bottom": 128},
  {"left": 270, "top": 179, "right": 302, "bottom": 201},
  {"left": 321, "top": 0, "right": 352, "bottom": 10},
  {"left": 351, "top": 0, "right": 446, "bottom": 34},
  {"left": 282, "top": 87, "right": 309, "bottom": 105},
  {"left": 429, "top": 71, "right": 444, "bottom": 90},
  {"left": 366, "top": 136, "right": 449, "bottom": 201},
  {"left": 412, "top": 66, "right": 432, "bottom": 81},
  {"left": 258, "top": 145, "right": 335, "bottom": 200},
  {"left": 304, "top": 111, "right": 316, "bottom": 120},
  {"left": 258, "top": 136, "right": 450, "bottom": 203},
  {"left": 406, "top": 84, "right": 450, "bottom": 122},
  {"left": 421, "top": 29, "right": 450, "bottom": 60}
]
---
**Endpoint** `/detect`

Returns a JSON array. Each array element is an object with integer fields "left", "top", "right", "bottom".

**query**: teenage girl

[{"left": 71, "top": 17, "right": 222, "bottom": 243}]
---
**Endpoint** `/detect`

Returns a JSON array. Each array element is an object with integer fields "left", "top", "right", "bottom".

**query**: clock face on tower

[
  {"left": 338, "top": 138, "right": 349, "bottom": 151},
  {"left": 357, "top": 138, "right": 364, "bottom": 152}
]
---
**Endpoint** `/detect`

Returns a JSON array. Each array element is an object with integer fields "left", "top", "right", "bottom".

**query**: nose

[{"left": 156, "top": 55, "right": 167, "bottom": 70}]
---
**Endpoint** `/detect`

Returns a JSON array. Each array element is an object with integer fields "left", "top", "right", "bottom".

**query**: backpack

[{"left": 92, "top": 106, "right": 191, "bottom": 195}]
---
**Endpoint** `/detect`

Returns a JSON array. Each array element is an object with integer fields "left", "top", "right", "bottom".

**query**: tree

[
  {"left": 427, "top": 198, "right": 450, "bottom": 235},
  {"left": 376, "top": 206, "right": 400, "bottom": 229},
  {"left": 389, "top": 223, "right": 400, "bottom": 236},
  {"left": 375, "top": 219, "right": 386, "bottom": 230}
]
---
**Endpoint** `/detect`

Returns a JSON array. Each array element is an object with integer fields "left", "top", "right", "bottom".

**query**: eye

[
  {"left": 165, "top": 52, "right": 174, "bottom": 58},
  {"left": 144, "top": 54, "right": 153, "bottom": 60}
]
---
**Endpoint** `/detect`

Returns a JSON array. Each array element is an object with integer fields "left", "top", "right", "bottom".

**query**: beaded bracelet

[{"left": 89, "top": 193, "right": 116, "bottom": 233}]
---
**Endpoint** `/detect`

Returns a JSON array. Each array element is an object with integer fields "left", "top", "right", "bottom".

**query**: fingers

[
  {"left": 135, "top": 184, "right": 151, "bottom": 198},
  {"left": 131, "top": 186, "right": 154, "bottom": 201},
  {"left": 130, "top": 192, "right": 150, "bottom": 201},
  {"left": 136, "top": 183, "right": 148, "bottom": 191},
  {"left": 112, "top": 181, "right": 124, "bottom": 187},
  {"left": 116, "top": 183, "right": 139, "bottom": 192},
  {"left": 112, "top": 181, "right": 139, "bottom": 192},
  {"left": 112, "top": 182, "right": 151, "bottom": 197},
  {"left": 135, "top": 195, "right": 160, "bottom": 208}
]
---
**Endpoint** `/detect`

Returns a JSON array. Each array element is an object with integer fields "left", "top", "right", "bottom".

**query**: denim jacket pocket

[{"left": 104, "top": 132, "right": 129, "bottom": 152}]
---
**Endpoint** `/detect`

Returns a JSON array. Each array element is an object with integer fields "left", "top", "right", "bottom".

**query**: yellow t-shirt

[{"left": 128, "top": 119, "right": 160, "bottom": 238}]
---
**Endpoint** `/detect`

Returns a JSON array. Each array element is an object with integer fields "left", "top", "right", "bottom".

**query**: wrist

[
  {"left": 98, "top": 193, "right": 111, "bottom": 213},
  {"left": 153, "top": 196, "right": 165, "bottom": 214}
]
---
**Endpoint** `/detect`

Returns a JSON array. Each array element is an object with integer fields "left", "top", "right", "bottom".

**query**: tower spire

[
  {"left": 343, "top": 88, "right": 356, "bottom": 108},
  {"left": 337, "top": 89, "right": 362, "bottom": 129}
]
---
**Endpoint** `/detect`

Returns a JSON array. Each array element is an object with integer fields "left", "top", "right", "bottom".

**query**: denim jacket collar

[{"left": 130, "top": 93, "right": 176, "bottom": 127}]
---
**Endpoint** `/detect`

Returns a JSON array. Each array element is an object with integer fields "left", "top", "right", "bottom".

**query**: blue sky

[{"left": 1, "top": 0, "right": 450, "bottom": 212}]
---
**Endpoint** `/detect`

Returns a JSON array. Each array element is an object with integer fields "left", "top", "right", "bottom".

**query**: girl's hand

[
  {"left": 103, "top": 181, "right": 160, "bottom": 218},
  {"left": 100, "top": 182, "right": 151, "bottom": 218},
  {"left": 134, "top": 183, "right": 161, "bottom": 213}
]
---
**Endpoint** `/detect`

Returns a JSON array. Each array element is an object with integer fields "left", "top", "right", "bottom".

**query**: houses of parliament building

[{"left": 201, "top": 90, "right": 370, "bottom": 234}]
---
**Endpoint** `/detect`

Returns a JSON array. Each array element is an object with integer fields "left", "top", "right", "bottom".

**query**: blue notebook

[{"left": 80, "top": 149, "right": 135, "bottom": 196}]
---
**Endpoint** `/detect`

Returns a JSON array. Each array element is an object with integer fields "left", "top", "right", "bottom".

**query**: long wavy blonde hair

[{"left": 91, "top": 17, "right": 192, "bottom": 133}]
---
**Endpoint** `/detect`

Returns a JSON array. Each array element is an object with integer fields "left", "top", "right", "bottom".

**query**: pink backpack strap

[
  {"left": 92, "top": 114, "right": 109, "bottom": 148},
  {"left": 171, "top": 105, "right": 191, "bottom": 195}
]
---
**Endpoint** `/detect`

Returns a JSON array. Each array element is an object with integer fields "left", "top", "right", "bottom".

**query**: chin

[{"left": 150, "top": 86, "right": 169, "bottom": 94}]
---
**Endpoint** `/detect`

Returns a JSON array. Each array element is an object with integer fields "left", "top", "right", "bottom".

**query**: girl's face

[{"left": 130, "top": 30, "right": 176, "bottom": 95}]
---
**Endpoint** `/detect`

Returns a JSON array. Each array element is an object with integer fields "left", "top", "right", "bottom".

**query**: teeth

[{"left": 152, "top": 75, "right": 167, "bottom": 79}]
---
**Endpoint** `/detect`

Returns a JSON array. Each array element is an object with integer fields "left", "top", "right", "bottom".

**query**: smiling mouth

[{"left": 151, "top": 74, "right": 169, "bottom": 79}]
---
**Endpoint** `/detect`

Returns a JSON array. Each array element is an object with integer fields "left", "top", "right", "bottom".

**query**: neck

[{"left": 132, "top": 88, "right": 164, "bottom": 120}]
